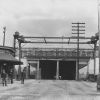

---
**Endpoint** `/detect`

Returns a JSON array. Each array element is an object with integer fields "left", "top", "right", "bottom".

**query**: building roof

[
  {"left": 0, "top": 53, "right": 22, "bottom": 65},
  {"left": 0, "top": 46, "right": 15, "bottom": 53}
]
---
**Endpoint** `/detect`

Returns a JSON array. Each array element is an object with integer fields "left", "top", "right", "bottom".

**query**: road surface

[{"left": 0, "top": 80, "right": 100, "bottom": 100}]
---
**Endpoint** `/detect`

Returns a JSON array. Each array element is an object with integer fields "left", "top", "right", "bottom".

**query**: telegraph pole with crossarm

[{"left": 72, "top": 22, "right": 85, "bottom": 80}]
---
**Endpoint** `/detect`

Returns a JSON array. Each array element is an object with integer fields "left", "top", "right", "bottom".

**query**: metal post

[
  {"left": 86, "top": 60, "right": 90, "bottom": 81},
  {"left": 87, "top": 61, "right": 89, "bottom": 76},
  {"left": 97, "top": 0, "right": 100, "bottom": 91},
  {"left": 37, "top": 60, "right": 40, "bottom": 79},
  {"left": 98, "top": 0, "right": 100, "bottom": 73},
  {"left": 56, "top": 60, "right": 59, "bottom": 80},
  {"left": 13, "top": 35, "right": 16, "bottom": 79},
  {"left": 3, "top": 27, "right": 6, "bottom": 46},
  {"left": 18, "top": 41, "right": 21, "bottom": 80},
  {"left": 39, "top": 68, "right": 41, "bottom": 79},
  {"left": 94, "top": 43, "right": 96, "bottom": 75},
  {"left": 13, "top": 35, "right": 16, "bottom": 57}
]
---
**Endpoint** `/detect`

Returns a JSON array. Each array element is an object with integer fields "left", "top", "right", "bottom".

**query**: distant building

[{"left": 80, "top": 46, "right": 99, "bottom": 76}]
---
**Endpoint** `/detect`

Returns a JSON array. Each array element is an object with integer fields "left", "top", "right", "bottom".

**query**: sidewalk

[
  {"left": 0, "top": 79, "right": 26, "bottom": 92},
  {"left": 0, "top": 79, "right": 37, "bottom": 92}
]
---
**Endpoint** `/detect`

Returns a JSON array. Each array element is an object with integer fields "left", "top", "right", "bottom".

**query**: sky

[{"left": 0, "top": 0, "right": 99, "bottom": 47}]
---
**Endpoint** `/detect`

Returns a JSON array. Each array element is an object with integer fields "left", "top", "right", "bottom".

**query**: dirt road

[{"left": 0, "top": 80, "right": 100, "bottom": 100}]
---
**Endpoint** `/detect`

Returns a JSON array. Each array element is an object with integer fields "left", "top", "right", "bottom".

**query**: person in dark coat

[
  {"left": 10, "top": 69, "right": 13, "bottom": 84},
  {"left": 21, "top": 69, "right": 25, "bottom": 84},
  {"left": 1, "top": 70, "right": 7, "bottom": 86}
]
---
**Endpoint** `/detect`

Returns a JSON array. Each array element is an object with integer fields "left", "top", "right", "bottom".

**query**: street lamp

[{"left": 3, "top": 27, "right": 6, "bottom": 46}]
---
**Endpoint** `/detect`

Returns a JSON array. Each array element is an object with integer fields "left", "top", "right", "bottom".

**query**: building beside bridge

[{"left": 0, "top": 46, "right": 21, "bottom": 78}]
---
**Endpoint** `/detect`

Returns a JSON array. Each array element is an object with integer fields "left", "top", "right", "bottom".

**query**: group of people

[
  {"left": 1, "top": 68, "right": 26, "bottom": 86},
  {"left": 1, "top": 69, "right": 13, "bottom": 86}
]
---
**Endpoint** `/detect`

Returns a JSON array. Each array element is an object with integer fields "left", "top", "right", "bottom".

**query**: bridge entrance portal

[
  {"left": 39, "top": 60, "right": 76, "bottom": 80},
  {"left": 40, "top": 60, "right": 57, "bottom": 79},
  {"left": 59, "top": 61, "right": 76, "bottom": 80}
]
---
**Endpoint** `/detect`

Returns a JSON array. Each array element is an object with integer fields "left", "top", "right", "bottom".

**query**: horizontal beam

[
  {"left": 22, "top": 41, "right": 93, "bottom": 44},
  {"left": 72, "top": 23, "right": 85, "bottom": 24},
  {"left": 23, "top": 36, "right": 91, "bottom": 39},
  {"left": 22, "top": 48, "right": 94, "bottom": 50},
  {"left": 72, "top": 29, "right": 85, "bottom": 31},
  {"left": 72, "top": 33, "right": 85, "bottom": 34},
  {"left": 72, "top": 26, "right": 85, "bottom": 28}
]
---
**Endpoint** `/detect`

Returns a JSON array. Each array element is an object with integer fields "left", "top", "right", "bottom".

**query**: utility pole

[
  {"left": 97, "top": 0, "right": 100, "bottom": 91},
  {"left": 3, "top": 27, "right": 6, "bottom": 46},
  {"left": 72, "top": 22, "right": 85, "bottom": 80},
  {"left": 98, "top": 0, "right": 100, "bottom": 74},
  {"left": 94, "top": 42, "right": 97, "bottom": 75}
]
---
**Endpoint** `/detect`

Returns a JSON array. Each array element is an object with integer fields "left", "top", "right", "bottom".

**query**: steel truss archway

[{"left": 13, "top": 31, "right": 98, "bottom": 80}]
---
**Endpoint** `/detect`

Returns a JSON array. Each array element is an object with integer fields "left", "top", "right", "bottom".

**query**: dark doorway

[
  {"left": 59, "top": 61, "right": 76, "bottom": 80},
  {"left": 40, "top": 60, "right": 57, "bottom": 79}
]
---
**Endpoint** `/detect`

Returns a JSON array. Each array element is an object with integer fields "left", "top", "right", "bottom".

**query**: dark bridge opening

[
  {"left": 59, "top": 61, "right": 76, "bottom": 80},
  {"left": 40, "top": 60, "right": 56, "bottom": 79}
]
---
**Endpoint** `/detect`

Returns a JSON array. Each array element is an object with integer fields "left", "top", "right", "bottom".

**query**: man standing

[
  {"left": 21, "top": 68, "right": 25, "bottom": 84},
  {"left": 10, "top": 69, "right": 13, "bottom": 84},
  {"left": 1, "top": 70, "right": 7, "bottom": 86}
]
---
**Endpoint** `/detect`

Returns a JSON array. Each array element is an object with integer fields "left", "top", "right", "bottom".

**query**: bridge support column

[
  {"left": 37, "top": 60, "right": 40, "bottom": 80},
  {"left": 87, "top": 61, "right": 89, "bottom": 76},
  {"left": 76, "top": 60, "right": 79, "bottom": 80},
  {"left": 56, "top": 60, "right": 59, "bottom": 80}
]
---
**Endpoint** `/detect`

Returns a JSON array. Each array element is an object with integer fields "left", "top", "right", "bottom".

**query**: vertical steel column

[
  {"left": 56, "top": 60, "right": 59, "bottom": 80},
  {"left": 13, "top": 34, "right": 16, "bottom": 79},
  {"left": 13, "top": 35, "right": 16, "bottom": 57},
  {"left": 75, "top": 60, "right": 77, "bottom": 80},
  {"left": 18, "top": 41, "right": 21, "bottom": 80},
  {"left": 87, "top": 61, "right": 89, "bottom": 76},
  {"left": 37, "top": 60, "right": 40, "bottom": 79},
  {"left": 39, "top": 68, "right": 41, "bottom": 79},
  {"left": 94, "top": 43, "right": 96, "bottom": 75},
  {"left": 86, "top": 61, "right": 89, "bottom": 80}
]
